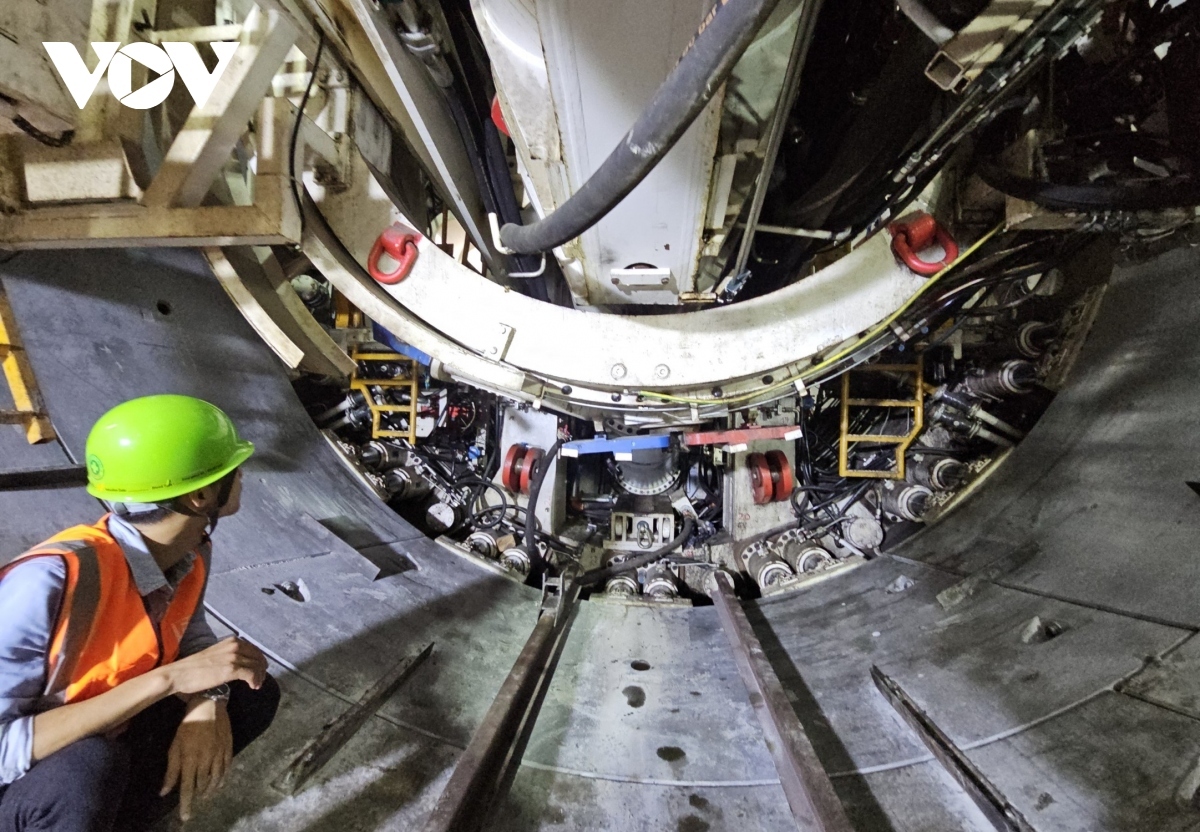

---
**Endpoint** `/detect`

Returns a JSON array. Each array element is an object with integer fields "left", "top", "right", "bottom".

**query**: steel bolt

[
  {"left": 611, "top": 363, "right": 627, "bottom": 380},
  {"left": 654, "top": 364, "right": 670, "bottom": 379},
  {"left": 660, "top": 277, "right": 669, "bottom": 285}
]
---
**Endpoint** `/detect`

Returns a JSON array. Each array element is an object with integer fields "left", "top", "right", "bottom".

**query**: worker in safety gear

[{"left": 0, "top": 395, "right": 279, "bottom": 831}]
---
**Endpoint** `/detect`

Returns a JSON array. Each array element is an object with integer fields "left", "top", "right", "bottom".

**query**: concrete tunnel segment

[{"left": 1, "top": 245, "right": 1199, "bottom": 830}]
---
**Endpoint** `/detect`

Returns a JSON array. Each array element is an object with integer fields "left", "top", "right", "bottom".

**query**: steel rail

[
  {"left": 421, "top": 576, "right": 581, "bottom": 832},
  {"left": 273, "top": 642, "right": 434, "bottom": 794},
  {"left": 710, "top": 572, "right": 855, "bottom": 831},
  {"left": 871, "top": 666, "right": 1038, "bottom": 832}
]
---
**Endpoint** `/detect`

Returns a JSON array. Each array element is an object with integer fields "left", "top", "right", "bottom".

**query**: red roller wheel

[
  {"left": 765, "top": 450, "right": 794, "bottom": 503},
  {"left": 519, "top": 447, "right": 543, "bottom": 494},
  {"left": 501, "top": 443, "right": 527, "bottom": 492},
  {"left": 747, "top": 452, "right": 774, "bottom": 505}
]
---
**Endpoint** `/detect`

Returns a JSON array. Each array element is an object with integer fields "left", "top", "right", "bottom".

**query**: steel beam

[
  {"left": 731, "top": 0, "right": 824, "bottom": 279},
  {"left": 421, "top": 577, "right": 581, "bottom": 832},
  {"left": 925, "top": 0, "right": 1055, "bottom": 92},
  {"left": 273, "top": 643, "right": 434, "bottom": 795},
  {"left": 871, "top": 666, "right": 1037, "bottom": 832},
  {"left": 710, "top": 573, "right": 854, "bottom": 832},
  {"left": 0, "top": 466, "right": 87, "bottom": 490},
  {"left": 0, "top": 174, "right": 299, "bottom": 250},
  {"left": 303, "top": 0, "right": 493, "bottom": 263},
  {"left": 204, "top": 247, "right": 306, "bottom": 370},
  {"left": 142, "top": 7, "right": 297, "bottom": 209}
]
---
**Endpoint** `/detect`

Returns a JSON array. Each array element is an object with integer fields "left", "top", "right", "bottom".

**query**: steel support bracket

[
  {"left": 872, "top": 666, "right": 1037, "bottom": 831},
  {"left": 539, "top": 574, "right": 567, "bottom": 625}
]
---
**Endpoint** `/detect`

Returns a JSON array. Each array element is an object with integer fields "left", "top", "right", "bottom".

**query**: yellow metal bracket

[
  {"left": 350, "top": 347, "right": 418, "bottom": 442},
  {"left": 0, "top": 283, "right": 55, "bottom": 444},
  {"left": 838, "top": 357, "right": 924, "bottom": 480}
]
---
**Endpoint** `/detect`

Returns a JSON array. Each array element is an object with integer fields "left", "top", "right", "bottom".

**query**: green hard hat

[{"left": 85, "top": 395, "right": 254, "bottom": 503}]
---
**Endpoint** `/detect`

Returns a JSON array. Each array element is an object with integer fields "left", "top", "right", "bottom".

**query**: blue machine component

[
  {"left": 372, "top": 323, "right": 433, "bottom": 365},
  {"left": 561, "top": 434, "right": 672, "bottom": 458}
]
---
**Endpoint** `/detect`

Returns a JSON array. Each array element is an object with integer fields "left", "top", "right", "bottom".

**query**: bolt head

[
  {"left": 654, "top": 364, "right": 670, "bottom": 379},
  {"left": 660, "top": 277, "right": 669, "bottom": 285},
  {"left": 611, "top": 363, "right": 627, "bottom": 380}
]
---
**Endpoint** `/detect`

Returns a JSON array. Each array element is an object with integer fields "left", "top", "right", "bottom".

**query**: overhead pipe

[
  {"left": 896, "top": 0, "right": 955, "bottom": 45},
  {"left": 496, "top": 0, "right": 789, "bottom": 255}
]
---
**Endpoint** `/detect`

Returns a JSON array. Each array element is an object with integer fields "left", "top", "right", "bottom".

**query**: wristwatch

[{"left": 198, "top": 683, "right": 231, "bottom": 703}]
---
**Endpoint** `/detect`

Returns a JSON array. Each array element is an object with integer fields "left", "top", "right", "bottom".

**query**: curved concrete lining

[{"left": 2, "top": 245, "right": 1199, "bottom": 831}]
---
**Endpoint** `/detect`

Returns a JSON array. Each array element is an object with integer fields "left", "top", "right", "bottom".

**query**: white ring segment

[{"left": 309, "top": 161, "right": 929, "bottom": 393}]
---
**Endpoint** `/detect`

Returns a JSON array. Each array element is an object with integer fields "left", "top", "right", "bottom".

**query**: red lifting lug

[
  {"left": 490, "top": 95, "right": 510, "bottom": 138},
  {"left": 889, "top": 212, "right": 959, "bottom": 277},
  {"left": 368, "top": 225, "right": 421, "bottom": 285}
]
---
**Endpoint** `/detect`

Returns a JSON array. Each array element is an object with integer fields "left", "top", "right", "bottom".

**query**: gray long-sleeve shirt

[{"left": 0, "top": 515, "right": 216, "bottom": 785}]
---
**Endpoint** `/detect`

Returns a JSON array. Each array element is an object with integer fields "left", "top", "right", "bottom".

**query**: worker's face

[
  {"left": 185, "top": 468, "right": 243, "bottom": 520},
  {"left": 217, "top": 468, "right": 243, "bottom": 518}
]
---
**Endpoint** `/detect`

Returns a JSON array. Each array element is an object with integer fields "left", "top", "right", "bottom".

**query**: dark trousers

[{"left": 0, "top": 675, "right": 279, "bottom": 832}]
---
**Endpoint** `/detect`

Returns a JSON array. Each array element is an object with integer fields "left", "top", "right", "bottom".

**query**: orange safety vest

[{"left": 0, "top": 515, "right": 207, "bottom": 706}]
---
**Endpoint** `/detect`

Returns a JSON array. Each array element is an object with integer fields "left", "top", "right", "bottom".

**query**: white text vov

[{"left": 43, "top": 42, "right": 240, "bottom": 110}]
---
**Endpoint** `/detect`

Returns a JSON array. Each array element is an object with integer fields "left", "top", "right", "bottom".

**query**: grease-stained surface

[{"left": 2, "top": 246, "right": 1200, "bottom": 830}]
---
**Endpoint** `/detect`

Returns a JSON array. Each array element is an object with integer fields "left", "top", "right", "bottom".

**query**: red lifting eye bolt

[
  {"left": 368, "top": 225, "right": 421, "bottom": 285},
  {"left": 889, "top": 213, "right": 959, "bottom": 277},
  {"left": 490, "top": 95, "right": 510, "bottom": 138}
]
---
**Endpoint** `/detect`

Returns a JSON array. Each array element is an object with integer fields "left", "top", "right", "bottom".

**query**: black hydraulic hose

[
  {"left": 520, "top": 437, "right": 563, "bottom": 551},
  {"left": 578, "top": 516, "right": 696, "bottom": 588},
  {"left": 456, "top": 477, "right": 509, "bottom": 531},
  {"left": 481, "top": 121, "right": 552, "bottom": 302},
  {"left": 497, "top": 0, "right": 786, "bottom": 255},
  {"left": 483, "top": 405, "right": 505, "bottom": 482},
  {"left": 976, "top": 159, "right": 1200, "bottom": 211}
]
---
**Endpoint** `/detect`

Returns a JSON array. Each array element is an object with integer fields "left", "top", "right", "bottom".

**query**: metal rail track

[{"left": 420, "top": 567, "right": 858, "bottom": 832}]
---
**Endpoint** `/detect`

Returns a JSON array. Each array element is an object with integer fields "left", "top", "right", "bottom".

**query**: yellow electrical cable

[{"left": 638, "top": 223, "right": 1006, "bottom": 407}]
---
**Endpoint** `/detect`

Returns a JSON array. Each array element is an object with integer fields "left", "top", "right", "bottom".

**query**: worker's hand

[
  {"left": 161, "top": 697, "right": 234, "bottom": 821},
  {"left": 163, "top": 637, "right": 268, "bottom": 696}
]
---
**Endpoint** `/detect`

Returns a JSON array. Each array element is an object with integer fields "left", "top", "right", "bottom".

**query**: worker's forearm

[{"left": 30, "top": 667, "right": 175, "bottom": 762}]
